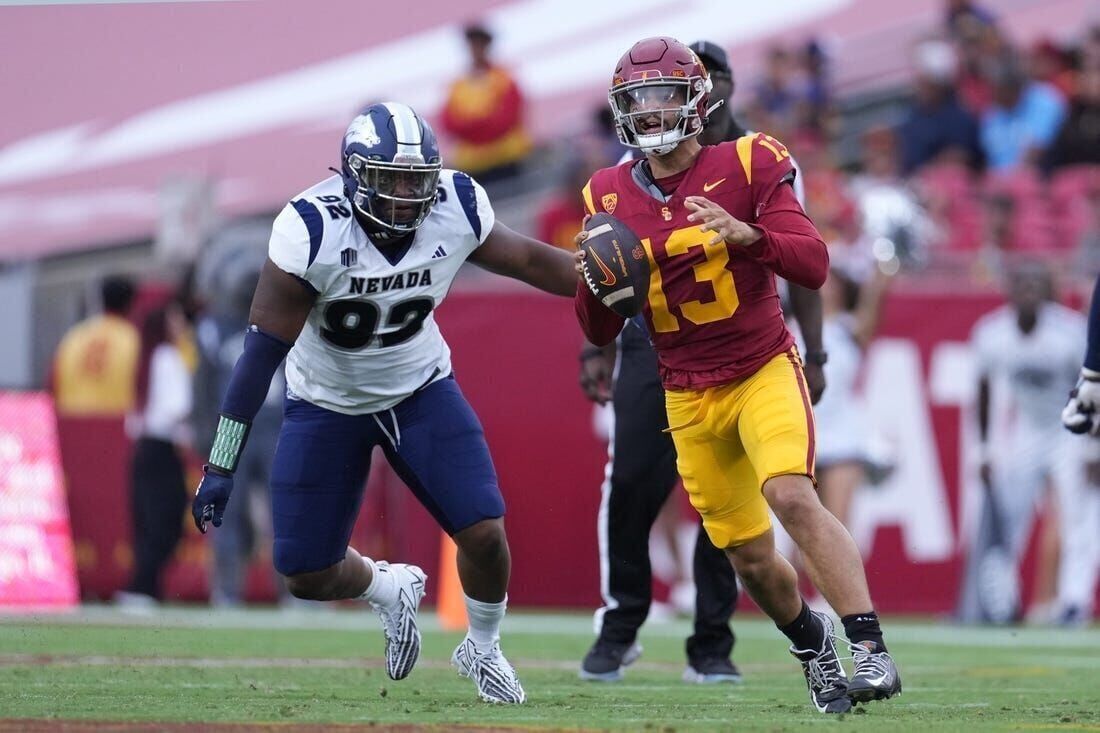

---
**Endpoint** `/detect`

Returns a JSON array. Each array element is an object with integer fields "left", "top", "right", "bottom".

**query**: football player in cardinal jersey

[
  {"left": 192, "top": 102, "right": 577, "bottom": 704},
  {"left": 574, "top": 37, "right": 900, "bottom": 713},
  {"left": 576, "top": 40, "right": 827, "bottom": 686}
]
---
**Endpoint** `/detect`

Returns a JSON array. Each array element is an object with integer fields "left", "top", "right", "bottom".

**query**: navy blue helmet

[{"left": 340, "top": 102, "right": 443, "bottom": 234}]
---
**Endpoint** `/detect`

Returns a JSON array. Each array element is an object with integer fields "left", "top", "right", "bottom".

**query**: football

[{"left": 580, "top": 212, "right": 651, "bottom": 318}]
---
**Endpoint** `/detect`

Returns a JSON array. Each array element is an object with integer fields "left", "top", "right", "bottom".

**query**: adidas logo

[
  {"left": 431, "top": 245, "right": 447, "bottom": 259},
  {"left": 340, "top": 248, "right": 358, "bottom": 267}
]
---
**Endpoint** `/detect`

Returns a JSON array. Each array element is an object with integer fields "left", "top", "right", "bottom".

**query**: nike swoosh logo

[
  {"left": 702, "top": 178, "right": 726, "bottom": 192},
  {"left": 589, "top": 249, "right": 617, "bottom": 287}
]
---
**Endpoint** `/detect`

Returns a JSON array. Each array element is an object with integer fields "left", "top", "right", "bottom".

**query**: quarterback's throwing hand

[
  {"left": 1063, "top": 369, "right": 1100, "bottom": 435},
  {"left": 685, "top": 196, "right": 762, "bottom": 247},
  {"left": 192, "top": 466, "right": 234, "bottom": 533}
]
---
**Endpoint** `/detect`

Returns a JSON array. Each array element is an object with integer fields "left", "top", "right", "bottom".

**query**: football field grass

[{"left": 0, "top": 607, "right": 1098, "bottom": 731}]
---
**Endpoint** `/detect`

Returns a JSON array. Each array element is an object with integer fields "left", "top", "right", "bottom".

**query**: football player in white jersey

[
  {"left": 191, "top": 102, "right": 577, "bottom": 703},
  {"left": 964, "top": 261, "right": 1100, "bottom": 625}
]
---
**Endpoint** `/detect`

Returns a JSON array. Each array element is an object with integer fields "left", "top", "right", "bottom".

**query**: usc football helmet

[
  {"left": 340, "top": 102, "right": 443, "bottom": 234},
  {"left": 608, "top": 36, "right": 715, "bottom": 156}
]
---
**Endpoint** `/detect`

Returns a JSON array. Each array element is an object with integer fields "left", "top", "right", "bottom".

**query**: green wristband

[{"left": 208, "top": 415, "right": 251, "bottom": 473}]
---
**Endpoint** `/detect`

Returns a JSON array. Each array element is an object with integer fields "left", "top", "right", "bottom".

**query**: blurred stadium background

[{"left": 2, "top": 0, "right": 1100, "bottom": 640}]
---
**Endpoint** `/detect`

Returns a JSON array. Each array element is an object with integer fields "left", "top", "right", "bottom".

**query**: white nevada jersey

[
  {"left": 971, "top": 302, "right": 1085, "bottom": 430},
  {"left": 268, "top": 171, "right": 494, "bottom": 414}
]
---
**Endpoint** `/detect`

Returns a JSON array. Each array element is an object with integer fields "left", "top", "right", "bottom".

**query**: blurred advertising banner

[
  {"left": 0, "top": 392, "right": 78, "bottom": 610},
  {"left": 38, "top": 289, "right": 1096, "bottom": 613}
]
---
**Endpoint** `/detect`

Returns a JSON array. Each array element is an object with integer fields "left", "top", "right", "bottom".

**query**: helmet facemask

[
  {"left": 610, "top": 76, "right": 711, "bottom": 156},
  {"left": 345, "top": 152, "right": 442, "bottom": 234}
]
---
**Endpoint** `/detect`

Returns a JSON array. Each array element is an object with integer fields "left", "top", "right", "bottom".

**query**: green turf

[{"left": 0, "top": 608, "right": 1098, "bottom": 731}]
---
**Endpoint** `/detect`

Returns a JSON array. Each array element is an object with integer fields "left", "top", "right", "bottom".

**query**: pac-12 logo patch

[{"left": 601, "top": 193, "right": 618, "bottom": 214}]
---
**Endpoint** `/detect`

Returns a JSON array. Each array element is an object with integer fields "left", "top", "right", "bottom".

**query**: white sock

[
  {"left": 465, "top": 593, "right": 506, "bottom": 649},
  {"left": 358, "top": 557, "right": 397, "bottom": 606}
]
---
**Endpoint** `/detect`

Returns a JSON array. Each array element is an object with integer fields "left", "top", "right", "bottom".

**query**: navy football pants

[{"left": 269, "top": 375, "right": 504, "bottom": 576}]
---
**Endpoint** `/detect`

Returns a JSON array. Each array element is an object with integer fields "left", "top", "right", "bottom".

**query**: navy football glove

[{"left": 192, "top": 465, "right": 234, "bottom": 533}]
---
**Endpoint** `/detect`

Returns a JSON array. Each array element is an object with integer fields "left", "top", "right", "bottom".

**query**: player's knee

[
  {"left": 763, "top": 474, "right": 819, "bottom": 524},
  {"left": 454, "top": 519, "right": 509, "bottom": 566},
  {"left": 283, "top": 566, "right": 339, "bottom": 600},
  {"left": 725, "top": 530, "right": 775, "bottom": 583}
]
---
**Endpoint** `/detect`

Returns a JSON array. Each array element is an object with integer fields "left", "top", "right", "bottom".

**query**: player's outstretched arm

[
  {"left": 192, "top": 259, "right": 315, "bottom": 533},
  {"left": 468, "top": 221, "right": 579, "bottom": 296}
]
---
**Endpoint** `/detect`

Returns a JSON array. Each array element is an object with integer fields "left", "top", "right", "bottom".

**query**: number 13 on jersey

[{"left": 641, "top": 225, "right": 740, "bottom": 333}]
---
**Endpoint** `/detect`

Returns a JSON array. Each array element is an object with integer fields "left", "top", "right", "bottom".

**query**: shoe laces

[
  {"left": 850, "top": 643, "right": 893, "bottom": 678},
  {"left": 376, "top": 606, "right": 400, "bottom": 633},
  {"left": 805, "top": 655, "right": 844, "bottom": 693},
  {"left": 794, "top": 631, "right": 848, "bottom": 695}
]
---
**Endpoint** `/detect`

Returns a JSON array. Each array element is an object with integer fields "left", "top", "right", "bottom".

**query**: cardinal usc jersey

[
  {"left": 578, "top": 133, "right": 828, "bottom": 390},
  {"left": 268, "top": 171, "right": 494, "bottom": 414}
]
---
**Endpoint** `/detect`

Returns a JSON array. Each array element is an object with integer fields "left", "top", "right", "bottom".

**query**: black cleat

[
  {"left": 579, "top": 640, "right": 642, "bottom": 681},
  {"left": 847, "top": 641, "right": 902, "bottom": 703},
  {"left": 789, "top": 612, "right": 852, "bottom": 714},
  {"left": 683, "top": 656, "right": 743, "bottom": 684}
]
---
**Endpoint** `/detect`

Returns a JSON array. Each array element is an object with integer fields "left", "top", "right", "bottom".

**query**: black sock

[
  {"left": 841, "top": 611, "right": 887, "bottom": 652},
  {"left": 778, "top": 600, "right": 825, "bottom": 651}
]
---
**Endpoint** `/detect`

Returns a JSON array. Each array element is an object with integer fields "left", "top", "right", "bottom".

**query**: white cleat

[
  {"left": 452, "top": 636, "right": 527, "bottom": 704},
  {"left": 369, "top": 562, "right": 426, "bottom": 680}
]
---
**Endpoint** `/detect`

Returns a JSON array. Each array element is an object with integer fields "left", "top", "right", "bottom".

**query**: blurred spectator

[
  {"left": 1079, "top": 25, "right": 1100, "bottom": 72},
  {"left": 592, "top": 105, "right": 628, "bottom": 167},
  {"left": 944, "top": 0, "right": 996, "bottom": 41},
  {"left": 980, "top": 59, "right": 1067, "bottom": 171},
  {"left": 193, "top": 223, "right": 285, "bottom": 607},
  {"left": 1044, "top": 65, "right": 1100, "bottom": 171},
  {"left": 536, "top": 157, "right": 590, "bottom": 251},
  {"left": 955, "top": 21, "right": 1012, "bottom": 115},
  {"left": 440, "top": 22, "right": 532, "bottom": 183},
  {"left": 1028, "top": 39, "right": 1076, "bottom": 99},
  {"left": 799, "top": 40, "right": 830, "bottom": 112},
  {"left": 1076, "top": 181, "right": 1100, "bottom": 274},
  {"left": 748, "top": 43, "right": 834, "bottom": 151},
  {"left": 899, "top": 40, "right": 984, "bottom": 174},
  {"left": 115, "top": 302, "right": 193, "bottom": 609},
  {"left": 973, "top": 192, "right": 1015, "bottom": 282},
  {"left": 848, "top": 126, "right": 936, "bottom": 268},
  {"left": 751, "top": 46, "right": 799, "bottom": 134},
  {"left": 792, "top": 39, "right": 833, "bottom": 149},
  {"left": 51, "top": 275, "right": 139, "bottom": 417}
]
